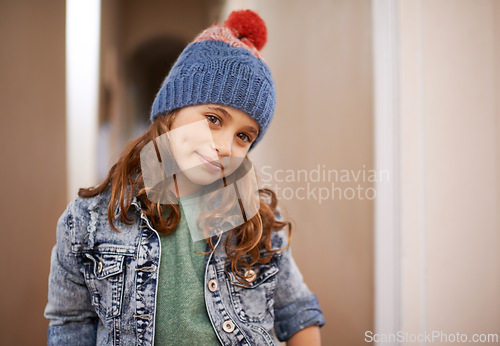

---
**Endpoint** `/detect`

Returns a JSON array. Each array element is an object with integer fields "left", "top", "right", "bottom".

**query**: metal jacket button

[
  {"left": 208, "top": 279, "right": 218, "bottom": 292},
  {"left": 222, "top": 320, "right": 235, "bottom": 333},
  {"left": 97, "top": 261, "right": 103, "bottom": 274},
  {"left": 245, "top": 269, "right": 256, "bottom": 282}
]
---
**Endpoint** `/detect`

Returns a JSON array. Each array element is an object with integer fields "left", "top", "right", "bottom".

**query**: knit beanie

[{"left": 150, "top": 10, "right": 275, "bottom": 148}]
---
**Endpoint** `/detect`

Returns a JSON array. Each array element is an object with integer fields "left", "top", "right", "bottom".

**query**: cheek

[
  {"left": 232, "top": 145, "right": 250, "bottom": 158},
  {"left": 177, "top": 133, "right": 196, "bottom": 147},
  {"left": 170, "top": 120, "right": 213, "bottom": 151}
]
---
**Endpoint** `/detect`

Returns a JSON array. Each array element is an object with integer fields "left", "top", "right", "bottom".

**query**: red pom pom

[{"left": 224, "top": 10, "right": 267, "bottom": 51}]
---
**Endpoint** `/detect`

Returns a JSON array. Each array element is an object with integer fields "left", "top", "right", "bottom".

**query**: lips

[{"left": 195, "top": 151, "right": 222, "bottom": 171}]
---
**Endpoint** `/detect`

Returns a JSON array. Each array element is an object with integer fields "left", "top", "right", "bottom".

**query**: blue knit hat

[{"left": 150, "top": 10, "right": 275, "bottom": 148}]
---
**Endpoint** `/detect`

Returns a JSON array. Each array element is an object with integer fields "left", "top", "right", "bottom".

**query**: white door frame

[{"left": 372, "top": 0, "right": 401, "bottom": 343}]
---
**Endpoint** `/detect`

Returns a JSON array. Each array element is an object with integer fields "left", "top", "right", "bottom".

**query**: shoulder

[
  {"left": 58, "top": 189, "right": 144, "bottom": 254},
  {"left": 269, "top": 207, "right": 290, "bottom": 253},
  {"left": 64, "top": 191, "right": 112, "bottom": 228},
  {"left": 57, "top": 190, "right": 142, "bottom": 256},
  {"left": 56, "top": 191, "right": 114, "bottom": 250}
]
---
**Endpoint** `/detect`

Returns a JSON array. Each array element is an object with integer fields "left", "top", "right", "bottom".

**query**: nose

[{"left": 213, "top": 132, "right": 233, "bottom": 157}]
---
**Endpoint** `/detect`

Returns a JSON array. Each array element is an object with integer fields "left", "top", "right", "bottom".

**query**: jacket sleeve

[
  {"left": 44, "top": 201, "right": 98, "bottom": 345},
  {"left": 272, "top": 229, "right": 326, "bottom": 341}
]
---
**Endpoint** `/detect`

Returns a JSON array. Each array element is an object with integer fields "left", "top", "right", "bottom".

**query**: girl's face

[{"left": 167, "top": 104, "right": 259, "bottom": 193}]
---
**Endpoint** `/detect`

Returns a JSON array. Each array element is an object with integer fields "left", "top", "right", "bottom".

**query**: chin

[{"left": 183, "top": 169, "right": 222, "bottom": 186}]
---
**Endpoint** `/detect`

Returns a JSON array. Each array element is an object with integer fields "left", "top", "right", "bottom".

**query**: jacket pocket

[
  {"left": 83, "top": 252, "right": 126, "bottom": 319},
  {"left": 225, "top": 262, "right": 279, "bottom": 323}
]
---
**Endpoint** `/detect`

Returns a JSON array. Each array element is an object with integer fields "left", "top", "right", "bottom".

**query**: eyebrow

[{"left": 206, "top": 106, "right": 259, "bottom": 135}]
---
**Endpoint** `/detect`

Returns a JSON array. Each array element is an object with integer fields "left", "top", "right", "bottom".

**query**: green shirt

[{"left": 154, "top": 197, "right": 220, "bottom": 345}]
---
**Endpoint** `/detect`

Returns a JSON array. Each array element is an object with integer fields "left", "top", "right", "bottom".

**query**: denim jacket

[{"left": 44, "top": 191, "right": 325, "bottom": 345}]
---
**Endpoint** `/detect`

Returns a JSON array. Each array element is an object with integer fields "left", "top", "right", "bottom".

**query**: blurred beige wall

[
  {"left": 0, "top": 0, "right": 66, "bottom": 344},
  {"left": 223, "top": 1, "right": 375, "bottom": 344},
  {"left": 400, "top": 0, "right": 500, "bottom": 343}
]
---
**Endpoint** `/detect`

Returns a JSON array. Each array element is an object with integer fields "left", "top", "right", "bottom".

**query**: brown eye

[
  {"left": 237, "top": 133, "right": 252, "bottom": 143},
  {"left": 206, "top": 114, "right": 221, "bottom": 126}
]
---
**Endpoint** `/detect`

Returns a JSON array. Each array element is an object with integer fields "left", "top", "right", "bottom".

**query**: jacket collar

[{"left": 113, "top": 195, "right": 143, "bottom": 219}]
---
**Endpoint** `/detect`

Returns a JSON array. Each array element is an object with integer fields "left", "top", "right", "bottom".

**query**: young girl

[{"left": 45, "top": 10, "right": 325, "bottom": 345}]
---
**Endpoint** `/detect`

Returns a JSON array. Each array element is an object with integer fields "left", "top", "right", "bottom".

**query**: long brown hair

[{"left": 79, "top": 112, "right": 291, "bottom": 284}]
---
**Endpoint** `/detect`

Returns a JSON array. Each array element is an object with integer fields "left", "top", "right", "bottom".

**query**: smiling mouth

[{"left": 195, "top": 151, "right": 222, "bottom": 171}]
